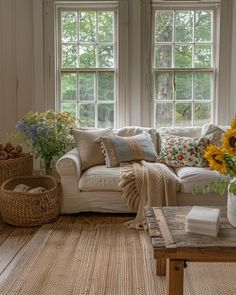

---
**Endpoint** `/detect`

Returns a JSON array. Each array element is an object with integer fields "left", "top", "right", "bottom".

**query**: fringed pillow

[{"left": 97, "top": 132, "right": 158, "bottom": 167}]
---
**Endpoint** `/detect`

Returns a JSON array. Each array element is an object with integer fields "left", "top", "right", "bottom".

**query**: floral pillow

[{"left": 158, "top": 134, "right": 210, "bottom": 167}]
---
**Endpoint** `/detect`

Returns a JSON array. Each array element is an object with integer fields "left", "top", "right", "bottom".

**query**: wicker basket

[
  {"left": 0, "top": 175, "right": 59, "bottom": 226},
  {"left": 0, "top": 155, "right": 33, "bottom": 186}
]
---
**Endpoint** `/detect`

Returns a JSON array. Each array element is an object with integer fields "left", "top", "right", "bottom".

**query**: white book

[{"left": 185, "top": 206, "right": 220, "bottom": 237}]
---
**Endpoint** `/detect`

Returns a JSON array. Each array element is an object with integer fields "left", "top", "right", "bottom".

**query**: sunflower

[
  {"left": 230, "top": 116, "right": 236, "bottom": 130},
  {"left": 204, "top": 144, "right": 228, "bottom": 174},
  {"left": 223, "top": 128, "right": 236, "bottom": 156}
]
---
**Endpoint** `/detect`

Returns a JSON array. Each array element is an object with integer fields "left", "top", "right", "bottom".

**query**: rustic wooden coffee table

[{"left": 145, "top": 206, "right": 236, "bottom": 295}]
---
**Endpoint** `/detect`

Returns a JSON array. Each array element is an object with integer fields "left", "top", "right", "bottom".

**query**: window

[
  {"left": 153, "top": 8, "right": 215, "bottom": 128},
  {"left": 57, "top": 5, "right": 117, "bottom": 128}
]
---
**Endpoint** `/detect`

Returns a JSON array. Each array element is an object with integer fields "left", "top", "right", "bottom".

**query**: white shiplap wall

[{"left": 229, "top": 0, "right": 236, "bottom": 120}]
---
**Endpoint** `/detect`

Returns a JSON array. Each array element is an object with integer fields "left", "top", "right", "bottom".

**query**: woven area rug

[{"left": 1, "top": 215, "right": 236, "bottom": 294}]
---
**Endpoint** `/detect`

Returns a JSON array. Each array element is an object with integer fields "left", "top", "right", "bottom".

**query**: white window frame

[
  {"left": 55, "top": 3, "right": 118, "bottom": 128},
  {"left": 152, "top": 2, "right": 219, "bottom": 128},
  {"left": 55, "top": 3, "right": 117, "bottom": 128},
  {"left": 43, "top": 0, "right": 232, "bottom": 127},
  {"left": 44, "top": 0, "right": 129, "bottom": 128}
]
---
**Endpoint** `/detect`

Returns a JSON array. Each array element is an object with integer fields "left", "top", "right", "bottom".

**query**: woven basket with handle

[
  {"left": 0, "top": 175, "right": 59, "bottom": 226},
  {"left": 0, "top": 154, "right": 33, "bottom": 186}
]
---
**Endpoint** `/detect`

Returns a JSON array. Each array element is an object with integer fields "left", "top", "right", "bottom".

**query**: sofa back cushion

[
  {"left": 98, "top": 132, "right": 158, "bottom": 167},
  {"left": 72, "top": 128, "right": 113, "bottom": 170},
  {"left": 158, "top": 126, "right": 202, "bottom": 138}
]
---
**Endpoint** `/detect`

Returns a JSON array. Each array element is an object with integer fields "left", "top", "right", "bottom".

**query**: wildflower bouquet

[
  {"left": 204, "top": 117, "right": 236, "bottom": 195},
  {"left": 14, "top": 110, "right": 77, "bottom": 174}
]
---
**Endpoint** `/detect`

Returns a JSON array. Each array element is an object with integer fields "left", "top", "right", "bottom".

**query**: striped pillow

[{"left": 98, "top": 132, "right": 158, "bottom": 167}]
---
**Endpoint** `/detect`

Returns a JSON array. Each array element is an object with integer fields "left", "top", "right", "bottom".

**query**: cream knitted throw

[{"left": 120, "top": 160, "right": 180, "bottom": 228}]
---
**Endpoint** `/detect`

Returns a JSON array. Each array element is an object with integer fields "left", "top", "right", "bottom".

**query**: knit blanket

[{"left": 120, "top": 160, "right": 180, "bottom": 228}]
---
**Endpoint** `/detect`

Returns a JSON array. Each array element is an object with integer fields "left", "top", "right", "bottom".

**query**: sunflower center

[
  {"left": 212, "top": 154, "right": 223, "bottom": 165},
  {"left": 229, "top": 136, "right": 236, "bottom": 148}
]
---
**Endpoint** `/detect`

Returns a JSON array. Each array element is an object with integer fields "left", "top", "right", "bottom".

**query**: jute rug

[{"left": 0, "top": 215, "right": 236, "bottom": 295}]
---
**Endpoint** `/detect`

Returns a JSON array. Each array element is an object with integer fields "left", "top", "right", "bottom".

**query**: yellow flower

[
  {"left": 223, "top": 128, "right": 236, "bottom": 156},
  {"left": 230, "top": 116, "right": 236, "bottom": 130},
  {"left": 204, "top": 145, "right": 228, "bottom": 174}
]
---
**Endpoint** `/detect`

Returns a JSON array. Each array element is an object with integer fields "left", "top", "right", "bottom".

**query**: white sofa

[{"left": 56, "top": 126, "right": 228, "bottom": 214}]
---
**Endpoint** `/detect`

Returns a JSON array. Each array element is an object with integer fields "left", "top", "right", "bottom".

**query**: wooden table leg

[
  {"left": 166, "top": 259, "right": 184, "bottom": 295},
  {"left": 156, "top": 257, "right": 166, "bottom": 276}
]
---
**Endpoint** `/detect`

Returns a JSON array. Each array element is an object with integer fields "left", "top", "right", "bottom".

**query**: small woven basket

[
  {"left": 0, "top": 175, "right": 59, "bottom": 226},
  {"left": 0, "top": 155, "right": 33, "bottom": 186}
]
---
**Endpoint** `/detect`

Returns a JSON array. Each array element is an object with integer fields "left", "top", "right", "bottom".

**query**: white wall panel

[
  {"left": 15, "top": 0, "right": 34, "bottom": 119},
  {"left": 229, "top": 0, "right": 236, "bottom": 121},
  {"left": 0, "top": 0, "right": 17, "bottom": 143},
  {"left": 0, "top": 0, "right": 45, "bottom": 143}
]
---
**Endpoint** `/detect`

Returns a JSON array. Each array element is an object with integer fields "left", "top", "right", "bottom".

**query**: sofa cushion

[
  {"left": 98, "top": 132, "right": 158, "bottom": 167},
  {"left": 175, "top": 166, "right": 229, "bottom": 193},
  {"left": 71, "top": 128, "right": 113, "bottom": 170},
  {"left": 158, "top": 134, "right": 209, "bottom": 167},
  {"left": 117, "top": 126, "right": 160, "bottom": 153},
  {"left": 79, "top": 165, "right": 121, "bottom": 191}
]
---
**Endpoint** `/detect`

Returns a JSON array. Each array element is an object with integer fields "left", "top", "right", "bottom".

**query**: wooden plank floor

[
  {"left": 0, "top": 213, "right": 134, "bottom": 292},
  {"left": 1, "top": 214, "right": 236, "bottom": 295}
]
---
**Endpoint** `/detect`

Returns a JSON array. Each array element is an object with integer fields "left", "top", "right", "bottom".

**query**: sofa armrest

[{"left": 56, "top": 148, "right": 81, "bottom": 181}]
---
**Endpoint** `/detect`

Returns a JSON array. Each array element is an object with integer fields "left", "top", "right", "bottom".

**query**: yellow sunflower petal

[
  {"left": 223, "top": 129, "right": 236, "bottom": 156},
  {"left": 204, "top": 144, "right": 228, "bottom": 174}
]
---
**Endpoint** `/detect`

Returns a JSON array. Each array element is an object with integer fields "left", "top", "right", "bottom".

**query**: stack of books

[{"left": 185, "top": 206, "right": 220, "bottom": 237}]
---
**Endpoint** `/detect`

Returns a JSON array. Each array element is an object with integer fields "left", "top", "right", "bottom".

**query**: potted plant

[
  {"left": 14, "top": 110, "right": 78, "bottom": 175},
  {"left": 204, "top": 117, "right": 236, "bottom": 227}
]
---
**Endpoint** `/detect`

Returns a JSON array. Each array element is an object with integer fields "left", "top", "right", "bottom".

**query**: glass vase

[
  {"left": 227, "top": 177, "right": 236, "bottom": 227},
  {"left": 41, "top": 158, "right": 53, "bottom": 176}
]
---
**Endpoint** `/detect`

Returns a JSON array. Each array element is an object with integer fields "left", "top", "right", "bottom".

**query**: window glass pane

[
  {"left": 98, "top": 45, "right": 114, "bottom": 67},
  {"left": 155, "top": 103, "right": 172, "bottom": 128},
  {"left": 61, "top": 73, "right": 77, "bottom": 100},
  {"left": 61, "top": 12, "right": 77, "bottom": 42},
  {"left": 175, "top": 45, "right": 192, "bottom": 67},
  {"left": 61, "top": 103, "right": 77, "bottom": 117},
  {"left": 80, "top": 104, "right": 95, "bottom": 127},
  {"left": 62, "top": 44, "right": 77, "bottom": 68},
  {"left": 98, "top": 72, "right": 114, "bottom": 100},
  {"left": 195, "top": 11, "right": 212, "bottom": 42},
  {"left": 98, "top": 103, "right": 114, "bottom": 128},
  {"left": 155, "top": 72, "right": 173, "bottom": 100},
  {"left": 155, "top": 45, "right": 172, "bottom": 68},
  {"left": 194, "top": 102, "right": 211, "bottom": 126},
  {"left": 98, "top": 12, "right": 114, "bottom": 42},
  {"left": 195, "top": 72, "right": 212, "bottom": 100},
  {"left": 176, "top": 72, "right": 192, "bottom": 100},
  {"left": 175, "top": 103, "right": 192, "bottom": 126},
  {"left": 155, "top": 11, "right": 173, "bottom": 42},
  {"left": 79, "top": 45, "right": 96, "bottom": 68},
  {"left": 79, "top": 73, "right": 95, "bottom": 101},
  {"left": 195, "top": 45, "right": 211, "bottom": 67},
  {"left": 79, "top": 11, "right": 96, "bottom": 42},
  {"left": 175, "top": 11, "right": 193, "bottom": 42}
]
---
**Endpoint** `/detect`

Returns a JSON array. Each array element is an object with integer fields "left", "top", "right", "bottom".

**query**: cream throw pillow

[{"left": 72, "top": 128, "right": 113, "bottom": 170}]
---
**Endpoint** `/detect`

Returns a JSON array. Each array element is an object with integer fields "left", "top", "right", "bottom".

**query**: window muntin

[
  {"left": 154, "top": 9, "right": 214, "bottom": 128},
  {"left": 58, "top": 9, "right": 117, "bottom": 128}
]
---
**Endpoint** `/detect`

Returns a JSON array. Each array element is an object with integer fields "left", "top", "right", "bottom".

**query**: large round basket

[
  {"left": 0, "top": 155, "right": 33, "bottom": 186},
  {"left": 0, "top": 176, "right": 59, "bottom": 226}
]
